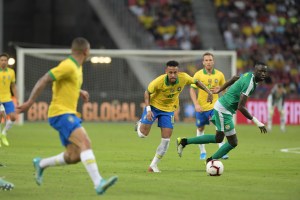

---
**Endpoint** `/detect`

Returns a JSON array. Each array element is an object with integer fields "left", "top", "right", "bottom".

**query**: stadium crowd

[
  {"left": 214, "top": 0, "right": 300, "bottom": 99},
  {"left": 128, "top": 0, "right": 201, "bottom": 50},
  {"left": 128, "top": 0, "right": 300, "bottom": 99}
]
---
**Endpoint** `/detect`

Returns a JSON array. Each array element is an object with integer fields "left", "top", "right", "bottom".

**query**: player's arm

[
  {"left": 238, "top": 94, "right": 267, "bottom": 133},
  {"left": 144, "top": 90, "right": 153, "bottom": 121},
  {"left": 80, "top": 90, "right": 89, "bottom": 102},
  {"left": 195, "top": 80, "right": 213, "bottom": 103},
  {"left": 10, "top": 82, "right": 18, "bottom": 104},
  {"left": 189, "top": 87, "right": 202, "bottom": 112},
  {"left": 17, "top": 72, "right": 53, "bottom": 113},
  {"left": 213, "top": 75, "right": 240, "bottom": 94}
]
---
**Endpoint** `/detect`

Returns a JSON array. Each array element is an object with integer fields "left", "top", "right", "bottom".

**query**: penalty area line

[{"left": 280, "top": 147, "right": 300, "bottom": 154}]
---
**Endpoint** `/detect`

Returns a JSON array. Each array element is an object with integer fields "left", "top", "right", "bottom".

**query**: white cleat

[{"left": 148, "top": 165, "right": 161, "bottom": 173}]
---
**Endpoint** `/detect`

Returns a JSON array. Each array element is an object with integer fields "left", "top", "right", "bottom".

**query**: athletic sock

[
  {"left": 187, "top": 134, "right": 216, "bottom": 145},
  {"left": 197, "top": 129, "right": 206, "bottom": 153},
  {"left": 150, "top": 138, "right": 170, "bottom": 167},
  {"left": 39, "top": 152, "right": 66, "bottom": 168},
  {"left": 212, "top": 142, "right": 234, "bottom": 159},
  {"left": 80, "top": 149, "right": 102, "bottom": 188}
]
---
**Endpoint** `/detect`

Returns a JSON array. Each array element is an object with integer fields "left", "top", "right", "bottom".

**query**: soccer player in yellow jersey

[
  {"left": 135, "top": 60, "right": 213, "bottom": 172},
  {"left": 17, "top": 37, "right": 117, "bottom": 195},
  {"left": 0, "top": 53, "right": 18, "bottom": 147},
  {"left": 190, "top": 52, "right": 228, "bottom": 160}
]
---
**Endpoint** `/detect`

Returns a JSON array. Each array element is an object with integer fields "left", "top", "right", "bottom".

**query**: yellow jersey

[
  {"left": 48, "top": 56, "right": 83, "bottom": 117},
  {"left": 0, "top": 67, "right": 16, "bottom": 102},
  {"left": 191, "top": 68, "right": 225, "bottom": 111},
  {"left": 148, "top": 72, "right": 196, "bottom": 112}
]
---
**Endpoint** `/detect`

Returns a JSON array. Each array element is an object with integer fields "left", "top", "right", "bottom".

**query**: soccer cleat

[
  {"left": 95, "top": 176, "right": 118, "bottom": 195},
  {"left": 1, "top": 134, "right": 9, "bottom": 146},
  {"left": 148, "top": 165, "right": 161, "bottom": 173},
  {"left": 0, "top": 178, "right": 14, "bottom": 191},
  {"left": 206, "top": 157, "right": 213, "bottom": 164},
  {"left": 222, "top": 154, "right": 229, "bottom": 159},
  {"left": 200, "top": 152, "right": 207, "bottom": 160},
  {"left": 33, "top": 157, "right": 44, "bottom": 186},
  {"left": 176, "top": 137, "right": 186, "bottom": 157}
]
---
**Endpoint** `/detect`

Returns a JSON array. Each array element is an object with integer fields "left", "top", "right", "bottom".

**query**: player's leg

[
  {"left": 195, "top": 112, "right": 207, "bottom": 159},
  {"left": 267, "top": 96, "right": 274, "bottom": 131},
  {"left": 207, "top": 110, "right": 228, "bottom": 159},
  {"left": 67, "top": 117, "right": 118, "bottom": 195},
  {"left": 278, "top": 101, "right": 285, "bottom": 132},
  {"left": 148, "top": 112, "right": 173, "bottom": 173},
  {"left": 206, "top": 114, "right": 237, "bottom": 162},
  {"left": 0, "top": 102, "right": 16, "bottom": 146},
  {"left": 135, "top": 106, "right": 157, "bottom": 138}
]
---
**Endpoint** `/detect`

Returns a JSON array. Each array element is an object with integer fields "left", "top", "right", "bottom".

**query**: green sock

[
  {"left": 187, "top": 134, "right": 216, "bottom": 145},
  {"left": 212, "top": 142, "right": 234, "bottom": 159}
]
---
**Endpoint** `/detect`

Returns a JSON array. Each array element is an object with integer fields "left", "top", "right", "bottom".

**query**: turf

[{"left": 1, "top": 122, "right": 299, "bottom": 200}]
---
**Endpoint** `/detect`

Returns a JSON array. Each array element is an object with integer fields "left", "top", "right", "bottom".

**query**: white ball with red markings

[{"left": 206, "top": 159, "right": 224, "bottom": 176}]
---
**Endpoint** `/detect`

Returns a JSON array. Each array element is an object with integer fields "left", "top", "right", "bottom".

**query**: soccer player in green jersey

[
  {"left": 176, "top": 62, "right": 268, "bottom": 163},
  {"left": 190, "top": 52, "right": 228, "bottom": 160},
  {"left": 0, "top": 53, "right": 18, "bottom": 147},
  {"left": 135, "top": 60, "right": 213, "bottom": 172},
  {"left": 17, "top": 37, "right": 117, "bottom": 195}
]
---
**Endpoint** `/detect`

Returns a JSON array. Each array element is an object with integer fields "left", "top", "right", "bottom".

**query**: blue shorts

[
  {"left": 195, "top": 109, "right": 214, "bottom": 127},
  {"left": 2, "top": 101, "right": 15, "bottom": 115},
  {"left": 140, "top": 106, "right": 174, "bottom": 129},
  {"left": 48, "top": 114, "right": 82, "bottom": 146}
]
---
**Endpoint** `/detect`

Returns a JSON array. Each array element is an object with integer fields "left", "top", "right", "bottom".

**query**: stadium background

[{"left": 1, "top": 0, "right": 299, "bottom": 125}]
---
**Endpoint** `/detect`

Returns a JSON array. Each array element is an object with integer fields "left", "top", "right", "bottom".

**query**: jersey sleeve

[
  {"left": 147, "top": 78, "right": 158, "bottom": 94},
  {"left": 183, "top": 73, "right": 196, "bottom": 85},
  {"left": 48, "top": 62, "right": 74, "bottom": 81}
]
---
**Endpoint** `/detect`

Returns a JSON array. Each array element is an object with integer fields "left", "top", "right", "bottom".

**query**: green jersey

[{"left": 218, "top": 72, "right": 257, "bottom": 114}]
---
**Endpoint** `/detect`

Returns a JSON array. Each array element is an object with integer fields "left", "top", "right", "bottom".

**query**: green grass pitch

[{"left": 1, "top": 122, "right": 300, "bottom": 200}]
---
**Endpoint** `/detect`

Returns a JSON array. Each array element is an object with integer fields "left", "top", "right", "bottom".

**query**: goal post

[{"left": 16, "top": 48, "right": 236, "bottom": 124}]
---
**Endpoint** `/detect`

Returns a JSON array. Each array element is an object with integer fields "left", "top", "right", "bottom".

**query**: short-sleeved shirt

[
  {"left": 191, "top": 68, "right": 225, "bottom": 111},
  {"left": 48, "top": 56, "right": 83, "bottom": 117},
  {"left": 0, "top": 67, "right": 16, "bottom": 102},
  {"left": 148, "top": 72, "right": 196, "bottom": 112},
  {"left": 219, "top": 72, "right": 257, "bottom": 114}
]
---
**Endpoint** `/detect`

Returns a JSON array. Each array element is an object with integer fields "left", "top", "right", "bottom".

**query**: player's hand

[
  {"left": 206, "top": 92, "right": 213, "bottom": 104},
  {"left": 80, "top": 90, "right": 90, "bottom": 102},
  {"left": 211, "top": 86, "right": 220, "bottom": 94},
  {"left": 258, "top": 125, "right": 268, "bottom": 134},
  {"left": 16, "top": 100, "right": 33, "bottom": 113},
  {"left": 146, "top": 111, "right": 154, "bottom": 121},
  {"left": 195, "top": 104, "right": 203, "bottom": 112}
]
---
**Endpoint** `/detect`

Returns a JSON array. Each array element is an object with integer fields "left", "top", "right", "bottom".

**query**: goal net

[{"left": 16, "top": 48, "right": 236, "bottom": 124}]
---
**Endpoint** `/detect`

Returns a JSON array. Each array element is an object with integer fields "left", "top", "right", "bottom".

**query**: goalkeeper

[{"left": 176, "top": 62, "right": 268, "bottom": 163}]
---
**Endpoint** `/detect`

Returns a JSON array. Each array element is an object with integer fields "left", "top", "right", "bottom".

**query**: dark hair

[
  {"left": 0, "top": 53, "right": 9, "bottom": 58},
  {"left": 254, "top": 61, "right": 267, "bottom": 68},
  {"left": 166, "top": 60, "right": 179, "bottom": 67}
]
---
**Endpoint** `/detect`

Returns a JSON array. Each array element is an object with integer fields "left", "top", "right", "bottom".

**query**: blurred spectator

[
  {"left": 128, "top": 0, "right": 201, "bottom": 50},
  {"left": 214, "top": 0, "right": 300, "bottom": 99}
]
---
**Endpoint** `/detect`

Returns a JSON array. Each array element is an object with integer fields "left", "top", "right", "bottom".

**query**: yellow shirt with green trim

[
  {"left": 0, "top": 67, "right": 16, "bottom": 102},
  {"left": 148, "top": 72, "right": 196, "bottom": 112},
  {"left": 191, "top": 68, "right": 225, "bottom": 111},
  {"left": 48, "top": 56, "right": 83, "bottom": 117}
]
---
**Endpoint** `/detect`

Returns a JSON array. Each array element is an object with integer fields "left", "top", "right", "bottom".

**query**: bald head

[{"left": 71, "top": 37, "right": 90, "bottom": 55}]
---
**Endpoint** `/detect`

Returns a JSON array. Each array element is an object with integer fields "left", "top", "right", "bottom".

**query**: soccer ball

[{"left": 206, "top": 159, "right": 224, "bottom": 176}]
